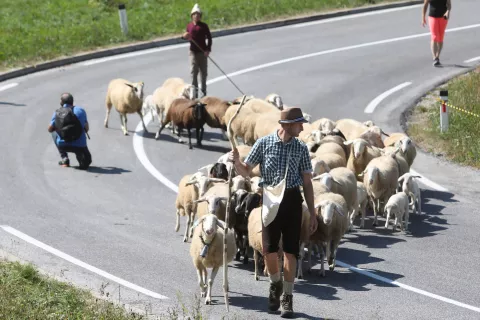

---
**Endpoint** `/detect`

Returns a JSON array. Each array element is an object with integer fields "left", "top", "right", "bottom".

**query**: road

[{"left": 1, "top": 1, "right": 479, "bottom": 319}]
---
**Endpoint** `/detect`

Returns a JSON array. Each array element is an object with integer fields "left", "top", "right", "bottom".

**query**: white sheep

[
  {"left": 175, "top": 173, "right": 225, "bottom": 242},
  {"left": 349, "top": 181, "right": 369, "bottom": 230},
  {"left": 315, "top": 141, "right": 346, "bottom": 162},
  {"left": 223, "top": 105, "right": 257, "bottom": 145},
  {"left": 396, "top": 137, "right": 417, "bottom": 167},
  {"left": 142, "top": 94, "right": 157, "bottom": 122},
  {"left": 253, "top": 112, "right": 281, "bottom": 140},
  {"left": 189, "top": 213, "right": 236, "bottom": 305},
  {"left": 382, "top": 146, "right": 410, "bottom": 179},
  {"left": 104, "top": 78, "right": 147, "bottom": 135},
  {"left": 195, "top": 181, "right": 230, "bottom": 222},
  {"left": 360, "top": 154, "right": 400, "bottom": 226},
  {"left": 384, "top": 192, "right": 410, "bottom": 232},
  {"left": 398, "top": 173, "right": 422, "bottom": 215},
  {"left": 344, "top": 138, "right": 382, "bottom": 181},
  {"left": 335, "top": 118, "right": 388, "bottom": 148},
  {"left": 311, "top": 158, "right": 331, "bottom": 177},
  {"left": 265, "top": 93, "right": 284, "bottom": 110},
  {"left": 311, "top": 118, "right": 336, "bottom": 132}
]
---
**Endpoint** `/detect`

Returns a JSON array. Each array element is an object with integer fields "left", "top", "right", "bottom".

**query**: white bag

[{"left": 262, "top": 150, "right": 291, "bottom": 227}]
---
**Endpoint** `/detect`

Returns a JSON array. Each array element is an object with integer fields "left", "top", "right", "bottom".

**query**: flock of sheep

[{"left": 102, "top": 76, "right": 423, "bottom": 305}]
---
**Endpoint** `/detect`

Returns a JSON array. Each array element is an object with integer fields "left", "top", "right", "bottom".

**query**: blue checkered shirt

[{"left": 244, "top": 131, "right": 313, "bottom": 189}]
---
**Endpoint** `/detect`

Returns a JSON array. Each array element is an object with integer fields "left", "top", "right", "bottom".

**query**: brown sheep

[
  {"left": 200, "top": 96, "right": 232, "bottom": 140},
  {"left": 155, "top": 98, "right": 208, "bottom": 149}
]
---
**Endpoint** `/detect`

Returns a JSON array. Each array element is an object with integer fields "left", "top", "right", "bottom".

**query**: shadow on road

[
  {"left": 84, "top": 166, "right": 131, "bottom": 174},
  {"left": 0, "top": 101, "right": 26, "bottom": 107}
]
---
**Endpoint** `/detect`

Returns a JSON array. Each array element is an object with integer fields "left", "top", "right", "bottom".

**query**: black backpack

[{"left": 54, "top": 106, "right": 83, "bottom": 142}]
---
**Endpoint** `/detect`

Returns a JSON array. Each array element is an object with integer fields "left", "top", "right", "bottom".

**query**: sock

[
  {"left": 269, "top": 272, "right": 281, "bottom": 283},
  {"left": 283, "top": 281, "right": 294, "bottom": 295}
]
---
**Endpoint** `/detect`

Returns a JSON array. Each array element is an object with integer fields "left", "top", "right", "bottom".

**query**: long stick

[{"left": 223, "top": 94, "right": 247, "bottom": 312}]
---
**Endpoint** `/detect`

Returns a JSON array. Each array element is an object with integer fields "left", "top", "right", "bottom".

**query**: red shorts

[{"left": 429, "top": 16, "right": 448, "bottom": 42}]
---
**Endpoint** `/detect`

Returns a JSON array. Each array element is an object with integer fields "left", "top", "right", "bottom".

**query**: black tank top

[{"left": 429, "top": 0, "right": 448, "bottom": 18}]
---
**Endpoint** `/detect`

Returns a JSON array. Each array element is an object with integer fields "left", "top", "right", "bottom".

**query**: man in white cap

[{"left": 182, "top": 3, "right": 212, "bottom": 98}]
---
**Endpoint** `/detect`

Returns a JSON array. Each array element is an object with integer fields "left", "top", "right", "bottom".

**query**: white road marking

[
  {"left": 364, "top": 82, "right": 412, "bottom": 113},
  {"left": 336, "top": 260, "right": 480, "bottom": 313},
  {"left": 0, "top": 225, "right": 169, "bottom": 300},
  {"left": 83, "top": 43, "right": 189, "bottom": 66},
  {"left": 410, "top": 169, "right": 448, "bottom": 192},
  {"left": 0, "top": 83, "right": 19, "bottom": 92},
  {"left": 464, "top": 56, "right": 480, "bottom": 63},
  {"left": 129, "top": 23, "right": 480, "bottom": 312},
  {"left": 287, "top": 4, "right": 423, "bottom": 28}
]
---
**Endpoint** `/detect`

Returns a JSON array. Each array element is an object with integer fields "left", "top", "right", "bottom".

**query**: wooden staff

[{"left": 223, "top": 94, "right": 247, "bottom": 312}]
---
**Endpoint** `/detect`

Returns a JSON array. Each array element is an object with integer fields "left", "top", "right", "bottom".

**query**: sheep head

[
  {"left": 397, "top": 137, "right": 413, "bottom": 154},
  {"left": 186, "top": 175, "right": 225, "bottom": 197},
  {"left": 191, "top": 213, "right": 226, "bottom": 238},
  {"left": 344, "top": 138, "right": 369, "bottom": 159},
  {"left": 194, "top": 195, "right": 229, "bottom": 215},
  {"left": 311, "top": 159, "right": 330, "bottom": 177},
  {"left": 362, "top": 166, "right": 379, "bottom": 186},
  {"left": 125, "top": 82, "right": 144, "bottom": 100},
  {"left": 314, "top": 200, "right": 346, "bottom": 225},
  {"left": 193, "top": 102, "right": 207, "bottom": 121},
  {"left": 266, "top": 93, "right": 283, "bottom": 110}
]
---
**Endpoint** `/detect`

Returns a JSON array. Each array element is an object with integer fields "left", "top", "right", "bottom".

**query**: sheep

[
  {"left": 209, "top": 162, "right": 228, "bottom": 181},
  {"left": 396, "top": 137, "right": 417, "bottom": 167},
  {"left": 244, "top": 97, "right": 281, "bottom": 114},
  {"left": 142, "top": 94, "right": 157, "bottom": 122},
  {"left": 253, "top": 112, "right": 281, "bottom": 140},
  {"left": 311, "top": 192, "right": 349, "bottom": 273},
  {"left": 315, "top": 141, "right": 346, "bottom": 162},
  {"left": 223, "top": 105, "right": 258, "bottom": 145},
  {"left": 363, "top": 120, "right": 375, "bottom": 127},
  {"left": 200, "top": 96, "right": 231, "bottom": 141},
  {"left": 313, "top": 167, "right": 358, "bottom": 230},
  {"left": 398, "top": 173, "right": 422, "bottom": 215},
  {"left": 229, "top": 191, "right": 262, "bottom": 264},
  {"left": 247, "top": 207, "right": 283, "bottom": 280},
  {"left": 311, "top": 118, "right": 336, "bottom": 132},
  {"left": 175, "top": 174, "right": 226, "bottom": 242},
  {"left": 335, "top": 118, "right": 388, "bottom": 148},
  {"left": 360, "top": 153, "right": 400, "bottom": 226},
  {"left": 298, "top": 123, "right": 316, "bottom": 144},
  {"left": 232, "top": 175, "right": 248, "bottom": 193},
  {"left": 383, "top": 132, "right": 407, "bottom": 147},
  {"left": 311, "top": 159, "right": 331, "bottom": 177},
  {"left": 382, "top": 146, "right": 410, "bottom": 180},
  {"left": 312, "top": 152, "right": 346, "bottom": 172},
  {"left": 303, "top": 112, "right": 313, "bottom": 123},
  {"left": 384, "top": 192, "right": 410, "bottom": 232},
  {"left": 189, "top": 213, "right": 236, "bottom": 305},
  {"left": 195, "top": 181, "right": 230, "bottom": 222},
  {"left": 104, "top": 78, "right": 147, "bottom": 135},
  {"left": 265, "top": 93, "right": 284, "bottom": 110},
  {"left": 250, "top": 176, "right": 262, "bottom": 193},
  {"left": 217, "top": 145, "right": 261, "bottom": 177},
  {"left": 152, "top": 77, "right": 195, "bottom": 126},
  {"left": 344, "top": 138, "right": 382, "bottom": 181},
  {"left": 349, "top": 182, "right": 369, "bottom": 230},
  {"left": 155, "top": 98, "right": 208, "bottom": 149}
]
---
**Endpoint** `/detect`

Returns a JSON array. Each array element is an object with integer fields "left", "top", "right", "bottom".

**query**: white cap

[{"left": 191, "top": 3, "right": 202, "bottom": 15}]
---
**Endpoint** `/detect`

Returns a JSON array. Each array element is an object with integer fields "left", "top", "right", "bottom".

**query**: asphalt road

[{"left": 1, "top": 2, "right": 480, "bottom": 319}]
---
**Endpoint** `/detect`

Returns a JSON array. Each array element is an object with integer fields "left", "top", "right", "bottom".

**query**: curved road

[{"left": 1, "top": 2, "right": 480, "bottom": 319}]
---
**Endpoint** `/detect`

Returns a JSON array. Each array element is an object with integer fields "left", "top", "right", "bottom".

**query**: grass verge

[
  {"left": 406, "top": 67, "right": 480, "bottom": 169},
  {"left": 1, "top": 0, "right": 406, "bottom": 71},
  {"left": 0, "top": 260, "right": 217, "bottom": 319}
]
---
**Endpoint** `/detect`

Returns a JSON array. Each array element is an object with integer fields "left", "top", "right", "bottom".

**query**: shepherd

[{"left": 229, "top": 107, "right": 318, "bottom": 318}]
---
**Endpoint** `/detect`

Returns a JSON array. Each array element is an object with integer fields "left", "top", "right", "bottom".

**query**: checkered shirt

[{"left": 244, "top": 131, "right": 313, "bottom": 189}]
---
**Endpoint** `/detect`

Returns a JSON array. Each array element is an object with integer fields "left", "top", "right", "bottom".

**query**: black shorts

[{"left": 262, "top": 187, "right": 303, "bottom": 258}]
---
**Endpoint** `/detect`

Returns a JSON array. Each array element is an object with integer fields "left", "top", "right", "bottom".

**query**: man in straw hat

[
  {"left": 229, "top": 107, "right": 318, "bottom": 318},
  {"left": 182, "top": 3, "right": 212, "bottom": 98}
]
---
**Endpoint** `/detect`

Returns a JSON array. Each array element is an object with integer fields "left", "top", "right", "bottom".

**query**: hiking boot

[
  {"left": 268, "top": 281, "right": 283, "bottom": 313},
  {"left": 433, "top": 58, "right": 440, "bottom": 66},
  {"left": 280, "top": 294, "right": 294, "bottom": 318},
  {"left": 58, "top": 158, "right": 70, "bottom": 167}
]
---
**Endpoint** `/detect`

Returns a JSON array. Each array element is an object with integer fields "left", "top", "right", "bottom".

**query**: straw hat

[
  {"left": 278, "top": 107, "right": 308, "bottom": 124},
  {"left": 191, "top": 3, "right": 202, "bottom": 15}
]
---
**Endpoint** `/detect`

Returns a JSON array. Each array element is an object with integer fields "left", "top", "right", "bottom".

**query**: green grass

[
  {"left": 407, "top": 67, "right": 480, "bottom": 168},
  {"left": 0, "top": 260, "right": 217, "bottom": 319},
  {"left": 1, "top": 0, "right": 398, "bottom": 71}
]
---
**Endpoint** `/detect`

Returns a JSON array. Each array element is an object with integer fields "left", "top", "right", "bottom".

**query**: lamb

[
  {"left": 360, "top": 153, "right": 400, "bottom": 226},
  {"left": 398, "top": 173, "right": 422, "bottom": 215},
  {"left": 349, "top": 181, "right": 368, "bottom": 230},
  {"left": 104, "top": 78, "right": 147, "bottom": 135},
  {"left": 311, "top": 192, "right": 349, "bottom": 273},
  {"left": 312, "top": 167, "right": 358, "bottom": 231},
  {"left": 189, "top": 213, "right": 236, "bottom": 305},
  {"left": 152, "top": 77, "right": 195, "bottom": 125},
  {"left": 200, "top": 96, "right": 231, "bottom": 141},
  {"left": 344, "top": 138, "right": 382, "bottom": 181},
  {"left": 142, "top": 94, "right": 157, "bottom": 122},
  {"left": 265, "top": 93, "right": 284, "bottom": 110},
  {"left": 384, "top": 192, "right": 410, "bottom": 232},
  {"left": 175, "top": 173, "right": 226, "bottom": 242},
  {"left": 155, "top": 98, "right": 208, "bottom": 149}
]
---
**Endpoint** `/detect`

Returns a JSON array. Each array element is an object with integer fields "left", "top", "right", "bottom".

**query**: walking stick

[{"left": 223, "top": 94, "right": 247, "bottom": 312}]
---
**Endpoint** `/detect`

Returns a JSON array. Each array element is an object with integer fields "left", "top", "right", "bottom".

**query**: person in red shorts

[{"left": 422, "top": 0, "right": 452, "bottom": 66}]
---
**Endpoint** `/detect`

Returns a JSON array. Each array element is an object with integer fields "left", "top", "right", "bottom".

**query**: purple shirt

[{"left": 186, "top": 21, "right": 212, "bottom": 53}]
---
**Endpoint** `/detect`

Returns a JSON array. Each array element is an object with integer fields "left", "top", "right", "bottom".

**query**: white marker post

[
  {"left": 440, "top": 90, "right": 449, "bottom": 133},
  {"left": 118, "top": 4, "right": 128, "bottom": 35}
]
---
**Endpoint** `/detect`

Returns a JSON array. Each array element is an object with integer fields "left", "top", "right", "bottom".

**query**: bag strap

[{"left": 282, "top": 145, "right": 292, "bottom": 181}]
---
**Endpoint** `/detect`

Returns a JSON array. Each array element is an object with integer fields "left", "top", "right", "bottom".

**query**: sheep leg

[
  {"left": 306, "top": 243, "right": 313, "bottom": 274},
  {"left": 137, "top": 110, "right": 148, "bottom": 133},
  {"left": 205, "top": 267, "right": 219, "bottom": 305},
  {"left": 196, "top": 266, "right": 207, "bottom": 298},
  {"left": 296, "top": 242, "right": 305, "bottom": 279},
  {"left": 119, "top": 114, "right": 128, "bottom": 135},
  {"left": 189, "top": 211, "right": 196, "bottom": 238},
  {"left": 393, "top": 214, "right": 398, "bottom": 232},
  {"left": 195, "top": 127, "right": 202, "bottom": 147},
  {"left": 104, "top": 101, "right": 112, "bottom": 128},
  {"left": 417, "top": 192, "right": 422, "bottom": 215},
  {"left": 319, "top": 242, "right": 326, "bottom": 277},
  {"left": 404, "top": 201, "right": 410, "bottom": 232},
  {"left": 183, "top": 209, "right": 192, "bottom": 242},
  {"left": 253, "top": 250, "right": 259, "bottom": 281},
  {"left": 155, "top": 117, "right": 169, "bottom": 140},
  {"left": 221, "top": 128, "right": 229, "bottom": 141},
  {"left": 384, "top": 208, "right": 391, "bottom": 229},
  {"left": 175, "top": 208, "right": 181, "bottom": 232},
  {"left": 242, "top": 235, "right": 249, "bottom": 264},
  {"left": 328, "top": 240, "right": 338, "bottom": 271},
  {"left": 187, "top": 129, "right": 193, "bottom": 150},
  {"left": 176, "top": 127, "right": 184, "bottom": 144},
  {"left": 372, "top": 198, "right": 379, "bottom": 226}
]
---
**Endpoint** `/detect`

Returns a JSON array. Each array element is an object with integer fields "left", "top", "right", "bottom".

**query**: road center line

[
  {"left": 0, "top": 83, "right": 19, "bottom": 92},
  {"left": 364, "top": 82, "right": 412, "bottom": 113},
  {"left": 0, "top": 225, "right": 169, "bottom": 300}
]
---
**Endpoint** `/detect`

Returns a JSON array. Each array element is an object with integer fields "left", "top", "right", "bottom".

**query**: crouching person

[{"left": 48, "top": 93, "right": 92, "bottom": 170}]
